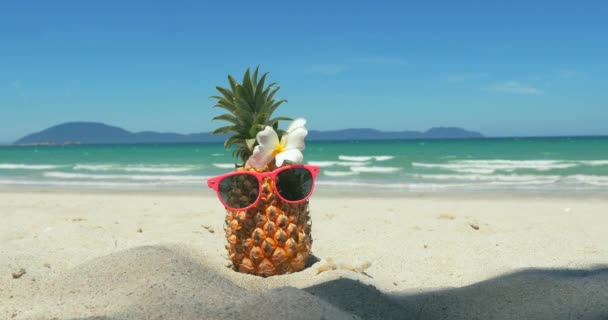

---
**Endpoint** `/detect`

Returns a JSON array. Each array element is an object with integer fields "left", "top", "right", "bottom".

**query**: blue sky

[{"left": 1, "top": 1, "right": 607, "bottom": 142}]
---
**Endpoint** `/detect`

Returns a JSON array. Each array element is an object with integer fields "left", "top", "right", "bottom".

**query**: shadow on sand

[{"left": 305, "top": 267, "right": 608, "bottom": 319}]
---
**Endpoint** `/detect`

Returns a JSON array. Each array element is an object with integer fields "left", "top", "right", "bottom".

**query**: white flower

[{"left": 247, "top": 118, "right": 308, "bottom": 169}]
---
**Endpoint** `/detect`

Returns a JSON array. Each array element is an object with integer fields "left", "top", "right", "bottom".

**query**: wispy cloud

[
  {"left": 485, "top": 81, "right": 542, "bottom": 95},
  {"left": 553, "top": 68, "right": 578, "bottom": 80},
  {"left": 12, "top": 81, "right": 25, "bottom": 98},
  {"left": 295, "top": 55, "right": 408, "bottom": 75},
  {"left": 349, "top": 57, "right": 409, "bottom": 66},
  {"left": 439, "top": 72, "right": 488, "bottom": 83},
  {"left": 297, "top": 64, "right": 349, "bottom": 75}
]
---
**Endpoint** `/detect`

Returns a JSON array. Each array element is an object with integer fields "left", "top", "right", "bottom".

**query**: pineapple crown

[{"left": 211, "top": 67, "right": 292, "bottom": 163}]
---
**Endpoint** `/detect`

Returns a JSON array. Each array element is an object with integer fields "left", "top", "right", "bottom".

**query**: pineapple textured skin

[{"left": 224, "top": 164, "right": 312, "bottom": 276}]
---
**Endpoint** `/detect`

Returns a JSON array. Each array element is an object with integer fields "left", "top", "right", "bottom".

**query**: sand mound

[
  {"left": 7, "top": 246, "right": 367, "bottom": 319},
  {"left": 4, "top": 244, "right": 608, "bottom": 319}
]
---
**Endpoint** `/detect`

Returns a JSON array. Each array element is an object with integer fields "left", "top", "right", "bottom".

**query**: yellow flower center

[{"left": 272, "top": 137, "right": 287, "bottom": 157}]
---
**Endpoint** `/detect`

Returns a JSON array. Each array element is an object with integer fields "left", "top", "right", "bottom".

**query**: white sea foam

[
  {"left": 412, "top": 160, "right": 578, "bottom": 172},
  {"left": 0, "top": 179, "right": 199, "bottom": 187},
  {"left": 74, "top": 164, "right": 115, "bottom": 171},
  {"left": 335, "top": 161, "right": 369, "bottom": 167},
  {"left": 486, "top": 180, "right": 560, "bottom": 186},
  {"left": 579, "top": 160, "right": 608, "bottom": 166},
  {"left": 316, "top": 180, "right": 470, "bottom": 190},
  {"left": 339, "top": 156, "right": 373, "bottom": 162},
  {"left": 406, "top": 183, "right": 474, "bottom": 190},
  {"left": 123, "top": 166, "right": 196, "bottom": 173},
  {"left": 324, "top": 170, "right": 360, "bottom": 177},
  {"left": 74, "top": 164, "right": 197, "bottom": 173},
  {"left": 569, "top": 175, "right": 608, "bottom": 186},
  {"left": 448, "top": 168, "right": 496, "bottom": 174},
  {"left": 212, "top": 163, "right": 236, "bottom": 169},
  {"left": 455, "top": 160, "right": 576, "bottom": 170},
  {"left": 307, "top": 161, "right": 369, "bottom": 167},
  {"left": 339, "top": 155, "right": 395, "bottom": 162},
  {"left": 412, "top": 173, "right": 561, "bottom": 184},
  {"left": 43, "top": 171, "right": 207, "bottom": 182},
  {"left": 317, "top": 173, "right": 608, "bottom": 190},
  {"left": 350, "top": 166, "right": 401, "bottom": 173},
  {"left": 307, "top": 161, "right": 336, "bottom": 167},
  {"left": 316, "top": 180, "right": 409, "bottom": 189},
  {"left": 0, "top": 164, "right": 63, "bottom": 170}
]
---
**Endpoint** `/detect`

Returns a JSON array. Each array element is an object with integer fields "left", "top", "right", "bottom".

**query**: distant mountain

[
  {"left": 14, "top": 122, "right": 227, "bottom": 145},
  {"left": 14, "top": 122, "right": 483, "bottom": 145}
]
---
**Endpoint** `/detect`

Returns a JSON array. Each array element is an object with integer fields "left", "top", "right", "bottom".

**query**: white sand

[{"left": 1, "top": 190, "right": 607, "bottom": 319}]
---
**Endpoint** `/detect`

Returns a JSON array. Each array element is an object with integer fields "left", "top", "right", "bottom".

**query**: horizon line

[
  {"left": 3, "top": 134, "right": 608, "bottom": 146},
  {"left": 4, "top": 121, "right": 608, "bottom": 144}
]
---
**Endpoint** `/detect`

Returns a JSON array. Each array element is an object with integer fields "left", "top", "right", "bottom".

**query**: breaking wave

[
  {"left": 0, "top": 163, "right": 64, "bottom": 170},
  {"left": 338, "top": 155, "right": 395, "bottom": 162},
  {"left": 212, "top": 163, "right": 236, "bottom": 169},
  {"left": 308, "top": 161, "right": 369, "bottom": 167},
  {"left": 411, "top": 159, "right": 608, "bottom": 174},
  {"left": 43, "top": 171, "right": 207, "bottom": 182},
  {"left": 73, "top": 164, "right": 197, "bottom": 173},
  {"left": 122, "top": 166, "right": 197, "bottom": 173},
  {"left": 0, "top": 179, "right": 197, "bottom": 187},
  {"left": 350, "top": 166, "right": 401, "bottom": 173},
  {"left": 324, "top": 170, "right": 360, "bottom": 177},
  {"left": 73, "top": 164, "right": 115, "bottom": 171}
]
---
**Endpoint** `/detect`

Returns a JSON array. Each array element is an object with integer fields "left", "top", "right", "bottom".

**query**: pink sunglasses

[{"left": 207, "top": 164, "right": 320, "bottom": 211}]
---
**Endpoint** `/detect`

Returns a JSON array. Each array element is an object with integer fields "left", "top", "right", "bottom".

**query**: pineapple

[{"left": 211, "top": 67, "right": 312, "bottom": 276}]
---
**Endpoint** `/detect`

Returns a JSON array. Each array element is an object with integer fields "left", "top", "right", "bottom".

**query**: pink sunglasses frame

[{"left": 207, "top": 164, "right": 321, "bottom": 211}]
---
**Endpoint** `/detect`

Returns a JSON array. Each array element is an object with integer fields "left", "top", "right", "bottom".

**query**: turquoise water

[{"left": 1, "top": 137, "right": 608, "bottom": 194}]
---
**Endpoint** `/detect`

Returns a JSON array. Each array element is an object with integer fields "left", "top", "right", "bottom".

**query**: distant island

[{"left": 14, "top": 122, "right": 484, "bottom": 145}]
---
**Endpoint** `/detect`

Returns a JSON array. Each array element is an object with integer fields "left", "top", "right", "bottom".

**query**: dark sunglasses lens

[
  {"left": 218, "top": 174, "right": 259, "bottom": 209},
  {"left": 276, "top": 168, "right": 313, "bottom": 201}
]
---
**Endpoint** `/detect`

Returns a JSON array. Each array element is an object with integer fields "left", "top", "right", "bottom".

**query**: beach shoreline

[
  {"left": 2, "top": 189, "right": 607, "bottom": 319},
  {"left": 2, "top": 185, "right": 608, "bottom": 200}
]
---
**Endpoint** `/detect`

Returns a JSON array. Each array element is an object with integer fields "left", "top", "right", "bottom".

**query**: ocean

[{"left": 1, "top": 137, "right": 608, "bottom": 195}]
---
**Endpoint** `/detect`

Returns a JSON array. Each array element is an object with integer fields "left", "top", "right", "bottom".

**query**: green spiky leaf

[
  {"left": 210, "top": 67, "right": 290, "bottom": 164},
  {"left": 212, "top": 114, "right": 239, "bottom": 124},
  {"left": 246, "top": 138, "right": 256, "bottom": 151}
]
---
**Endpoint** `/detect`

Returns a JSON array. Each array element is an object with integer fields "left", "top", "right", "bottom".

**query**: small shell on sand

[
  {"left": 12, "top": 268, "right": 26, "bottom": 279},
  {"left": 202, "top": 224, "right": 215, "bottom": 233},
  {"left": 437, "top": 214, "right": 456, "bottom": 220},
  {"left": 316, "top": 258, "right": 337, "bottom": 274},
  {"left": 316, "top": 258, "right": 372, "bottom": 275}
]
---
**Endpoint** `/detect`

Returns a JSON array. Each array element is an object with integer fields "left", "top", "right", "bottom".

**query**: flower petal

[
  {"left": 287, "top": 118, "right": 307, "bottom": 133},
  {"left": 276, "top": 149, "right": 303, "bottom": 167},
  {"left": 256, "top": 126, "right": 279, "bottom": 148},
  {"left": 247, "top": 145, "right": 275, "bottom": 169},
  {"left": 285, "top": 127, "right": 308, "bottom": 151}
]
